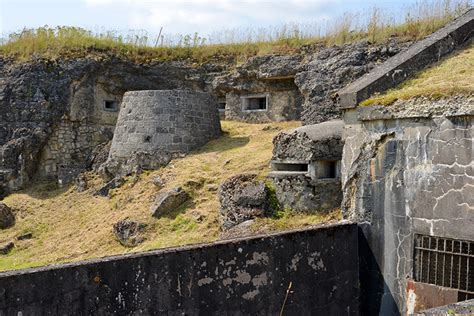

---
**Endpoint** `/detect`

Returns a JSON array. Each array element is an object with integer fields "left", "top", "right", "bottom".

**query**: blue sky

[{"left": 0, "top": 0, "right": 419, "bottom": 40}]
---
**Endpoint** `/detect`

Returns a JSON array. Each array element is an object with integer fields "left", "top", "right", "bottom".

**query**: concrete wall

[
  {"left": 341, "top": 111, "right": 473, "bottom": 315},
  {"left": 0, "top": 222, "right": 359, "bottom": 315},
  {"left": 109, "top": 90, "right": 221, "bottom": 161},
  {"left": 225, "top": 83, "right": 301, "bottom": 123}
]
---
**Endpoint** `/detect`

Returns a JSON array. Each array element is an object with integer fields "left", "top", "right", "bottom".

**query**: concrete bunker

[
  {"left": 212, "top": 55, "right": 303, "bottom": 123},
  {"left": 269, "top": 120, "right": 344, "bottom": 212},
  {"left": 337, "top": 8, "right": 474, "bottom": 315},
  {"left": 104, "top": 90, "right": 221, "bottom": 175}
]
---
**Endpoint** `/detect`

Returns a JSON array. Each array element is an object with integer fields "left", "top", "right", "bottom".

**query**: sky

[{"left": 0, "top": 0, "right": 419, "bottom": 41}]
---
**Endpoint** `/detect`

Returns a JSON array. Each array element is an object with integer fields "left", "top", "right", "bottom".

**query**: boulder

[
  {"left": 152, "top": 176, "right": 164, "bottom": 188},
  {"left": 75, "top": 174, "right": 88, "bottom": 192},
  {"left": 113, "top": 218, "right": 147, "bottom": 247},
  {"left": 150, "top": 187, "right": 189, "bottom": 218},
  {"left": 0, "top": 241, "right": 14, "bottom": 255},
  {"left": 0, "top": 203, "right": 15, "bottom": 229},
  {"left": 218, "top": 174, "right": 268, "bottom": 230},
  {"left": 94, "top": 177, "right": 125, "bottom": 197}
]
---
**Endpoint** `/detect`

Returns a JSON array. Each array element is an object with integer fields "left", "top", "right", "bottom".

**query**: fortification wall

[
  {"left": 341, "top": 111, "right": 473, "bottom": 315},
  {"left": 108, "top": 90, "right": 221, "bottom": 162},
  {"left": 0, "top": 223, "right": 359, "bottom": 315}
]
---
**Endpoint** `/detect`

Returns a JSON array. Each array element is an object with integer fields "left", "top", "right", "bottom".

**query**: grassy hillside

[
  {"left": 362, "top": 43, "right": 474, "bottom": 106},
  {"left": 0, "top": 121, "right": 341, "bottom": 272},
  {"left": 0, "top": 1, "right": 470, "bottom": 62}
]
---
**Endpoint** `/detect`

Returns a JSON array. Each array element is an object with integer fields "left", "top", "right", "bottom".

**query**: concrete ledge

[
  {"left": 0, "top": 221, "right": 358, "bottom": 315},
  {"left": 338, "top": 8, "right": 474, "bottom": 109}
]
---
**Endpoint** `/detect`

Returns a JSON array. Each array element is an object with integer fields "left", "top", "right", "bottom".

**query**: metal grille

[{"left": 414, "top": 234, "right": 474, "bottom": 301}]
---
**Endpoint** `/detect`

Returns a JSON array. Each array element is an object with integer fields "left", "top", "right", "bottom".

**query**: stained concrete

[
  {"left": 0, "top": 222, "right": 359, "bottom": 315},
  {"left": 341, "top": 113, "right": 473, "bottom": 315}
]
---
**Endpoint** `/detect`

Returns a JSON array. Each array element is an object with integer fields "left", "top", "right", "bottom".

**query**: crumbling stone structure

[
  {"left": 338, "top": 9, "right": 474, "bottom": 316},
  {"left": 213, "top": 55, "right": 303, "bottom": 123},
  {"left": 103, "top": 90, "right": 221, "bottom": 176},
  {"left": 269, "top": 120, "right": 344, "bottom": 212},
  {"left": 0, "top": 57, "right": 218, "bottom": 193}
]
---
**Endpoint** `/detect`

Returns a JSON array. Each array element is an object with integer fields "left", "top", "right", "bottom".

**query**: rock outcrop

[
  {"left": 113, "top": 218, "right": 147, "bottom": 247},
  {"left": 218, "top": 174, "right": 269, "bottom": 229},
  {"left": 0, "top": 202, "right": 15, "bottom": 229},
  {"left": 150, "top": 187, "right": 190, "bottom": 218}
]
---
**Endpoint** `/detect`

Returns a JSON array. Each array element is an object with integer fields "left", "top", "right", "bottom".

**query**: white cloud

[{"left": 83, "top": 0, "right": 346, "bottom": 38}]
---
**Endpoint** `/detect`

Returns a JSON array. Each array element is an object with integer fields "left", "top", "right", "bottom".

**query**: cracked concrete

[{"left": 342, "top": 111, "right": 473, "bottom": 315}]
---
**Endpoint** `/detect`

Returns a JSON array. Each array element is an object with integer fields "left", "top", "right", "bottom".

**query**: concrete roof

[
  {"left": 338, "top": 8, "right": 474, "bottom": 109},
  {"left": 285, "top": 120, "right": 344, "bottom": 141}
]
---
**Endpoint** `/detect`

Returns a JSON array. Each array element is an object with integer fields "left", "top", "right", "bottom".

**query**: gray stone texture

[
  {"left": 0, "top": 241, "right": 14, "bottom": 255},
  {"left": 218, "top": 174, "right": 269, "bottom": 229},
  {"left": 339, "top": 9, "right": 474, "bottom": 108},
  {"left": 341, "top": 112, "right": 473, "bottom": 315},
  {"left": 150, "top": 187, "right": 190, "bottom": 218},
  {"left": 0, "top": 203, "right": 14, "bottom": 229},
  {"left": 415, "top": 299, "right": 474, "bottom": 315},
  {"left": 272, "top": 176, "right": 342, "bottom": 213},
  {"left": 113, "top": 218, "right": 147, "bottom": 247},
  {"left": 270, "top": 120, "right": 344, "bottom": 212},
  {"left": 272, "top": 120, "right": 344, "bottom": 161},
  {"left": 0, "top": 56, "right": 224, "bottom": 193},
  {"left": 108, "top": 90, "right": 221, "bottom": 161},
  {"left": 0, "top": 222, "right": 359, "bottom": 315}
]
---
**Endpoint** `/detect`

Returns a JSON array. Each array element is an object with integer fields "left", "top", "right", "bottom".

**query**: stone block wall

[
  {"left": 38, "top": 119, "right": 114, "bottom": 181},
  {"left": 0, "top": 222, "right": 359, "bottom": 315},
  {"left": 108, "top": 90, "right": 221, "bottom": 161},
  {"left": 341, "top": 112, "right": 473, "bottom": 315}
]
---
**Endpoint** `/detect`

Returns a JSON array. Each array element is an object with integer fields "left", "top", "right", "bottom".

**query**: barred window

[{"left": 414, "top": 234, "right": 474, "bottom": 301}]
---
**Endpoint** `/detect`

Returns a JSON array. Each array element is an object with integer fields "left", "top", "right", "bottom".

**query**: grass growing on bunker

[
  {"left": 361, "top": 43, "right": 474, "bottom": 106},
  {"left": 0, "top": 121, "right": 341, "bottom": 272},
  {"left": 0, "top": 0, "right": 470, "bottom": 62}
]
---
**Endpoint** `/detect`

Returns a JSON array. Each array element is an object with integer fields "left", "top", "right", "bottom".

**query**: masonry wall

[
  {"left": 341, "top": 112, "right": 473, "bottom": 315},
  {"left": 109, "top": 90, "right": 221, "bottom": 161},
  {"left": 0, "top": 223, "right": 359, "bottom": 315}
]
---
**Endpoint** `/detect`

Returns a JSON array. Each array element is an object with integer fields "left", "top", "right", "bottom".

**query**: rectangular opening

[
  {"left": 414, "top": 234, "right": 474, "bottom": 301},
  {"left": 104, "top": 100, "right": 118, "bottom": 112},
  {"left": 272, "top": 162, "right": 308, "bottom": 172},
  {"left": 217, "top": 102, "right": 226, "bottom": 111},
  {"left": 242, "top": 95, "right": 267, "bottom": 111},
  {"left": 314, "top": 160, "right": 338, "bottom": 179}
]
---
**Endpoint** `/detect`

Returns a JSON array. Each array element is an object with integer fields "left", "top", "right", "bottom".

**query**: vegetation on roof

[
  {"left": 0, "top": 121, "right": 341, "bottom": 272},
  {"left": 0, "top": 0, "right": 471, "bottom": 63},
  {"left": 361, "top": 43, "right": 474, "bottom": 106}
]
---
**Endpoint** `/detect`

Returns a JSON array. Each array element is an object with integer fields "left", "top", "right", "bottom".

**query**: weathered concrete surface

[
  {"left": 271, "top": 176, "right": 342, "bottom": 213},
  {"left": 341, "top": 113, "right": 474, "bottom": 315},
  {"left": 272, "top": 120, "right": 344, "bottom": 161},
  {"left": 339, "top": 9, "right": 474, "bottom": 109},
  {"left": 270, "top": 120, "right": 344, "bottom": 212},
  {"left": 414, "top": 299, "right": 474, "bottom": 315},
  {"left": 218, "top": 174, "right": 269, "bottom": 229},
  {"left": 0, "top": 222, "right": 359, "bottom": 315},
  {"left": 406, "top": 280, "right": 459, "bottom": 315}
]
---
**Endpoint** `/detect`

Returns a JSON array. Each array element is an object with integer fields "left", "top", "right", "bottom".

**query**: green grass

[
  {"left": 0, "top": 0, "right": 471, "bottom": 63},
  {"left": 361, "top": 43, "right": 474, "bottom": 106}
]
